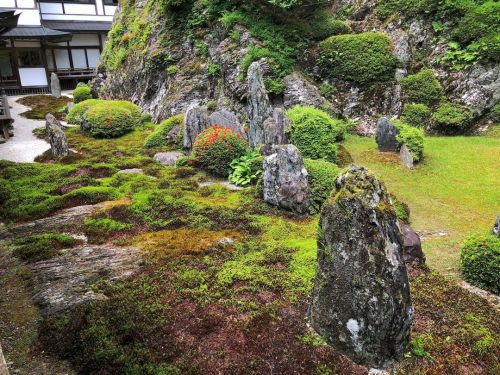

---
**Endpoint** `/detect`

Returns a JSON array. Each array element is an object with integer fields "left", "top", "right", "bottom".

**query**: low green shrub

[
  {"left": 307, "top": 10, "right": 351, "bottom": 40},
  {"left": 73, "top": 83, "right": 92, "bottom": 104},
  {"left": 320, "top": 32, "right": 397, "bottom": 85},
  {"left": 453, "top": 2, "right": 500, "bottom": 45},
  {"left": 490, "top": 104, "right": 500, "bottom": 123},
  {"left": 67, "top": 99, "right": 102, "bottom": 124},
  {"left": 144, "top": 114, "right": 184, "bottom": 148},
  {"left": 431, "top": 102, "right": 474, "bottom": 133},
  {"left": 394, "top": 120, "right": 425, "bottom": 162},
  {"left": 229, "top": 150, "right": 263, "bottom": 186},
  {"left": 192, "top": 126, "right": 248, "bottom": 177},
  {"left": 460, "top": 232, "right": 499, "bottom": 294},
  {"left": 287, "top": 105, "right": 348, "bottom": 163},
  {"left": 85, "top": 104, "right": 139, "bottom": 138},
  {"left": 11, "top": 233, "right": 78, "bottom": 262},
  {"left": 401, "top": 103, "right": 432, "bottom": 128},
  {"left": 400, "top": 69, "right": 443, "bottom": 106},
  {"left": 304, "top": 158, "right": 341, "bottom": 213},
  {"left": 64, "top": 186, "right": 119, "bottom": 205},
  {"left": 84, "top": 218, "right": 131, "bottom": 244}
]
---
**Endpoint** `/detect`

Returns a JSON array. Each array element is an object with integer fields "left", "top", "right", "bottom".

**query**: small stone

[
  {"left": 400, "top": 144, "right": 414, "bottom": 168},
  {"left": 248, "top": 61, "right": 273, "bottom": 148},
  {"left": 399, "top": 221, "right": 426, "bottom": 265},
  {"left": 118, "top": 168, "right": 143, "bottom": 174},
  {"left": 263, "top": 144, "right": 309, "bottom": 214},
  {"left": 216, "top": 237, "right": 235, "bottom": 247},
  {"left": 50, "top": 72, "right": 61, "bottom": 99},
  {"left": 209, "top": 109, "right": 245, "bottom": 138},
  {"left": 154, "top": 152, "right": 184, "bottom": 166},
  {"left": 309, "top": 166, "right": 413, "bottom": 369},
  {"left": 45, "top": 113, "right": 69, "bottom": 159},
  {"left": 376, "top": 117, "right": 400, "bottom": 152},
  {"left": 183, "top": 106, "right": 209, "bottom": 149},
  {"left": 494, "top": 215, "right": 500, "bottom": 237}
]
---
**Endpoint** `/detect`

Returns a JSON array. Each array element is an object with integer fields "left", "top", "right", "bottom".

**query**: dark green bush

[
  {"left": 192, "top": 126, "right": 248, "bottom": 177},
  {"left": 320, "top": 32, "right": 397, "bottom": 85},
  {"left": 144, "top": 114, "right": 184, "bottom": 148},
  {"left": 307, "top": 10, "right": 351, "bottom": 40},
  {"left": 304, "top": 158, "right": 340, "bottom": 213},
  {"left": 431, "top": 102, "right": 474, "bottom": 133},
  {"left": 401, "top": 103, "right": 432, "bottom": 128},
  {"left": 460, "top": 232, "right": 499, "bottom": 294},
  {"left": 11, "top": 233, "right": 78, "bottom": 262},
  {"left": 73, "top": 83, "right": 92, "bottom": 104},
  {"left": 393, "top": 120, "right": 425, "bottom": 162},
  {"left": 400, "top": 69, "right": 443, "bottom": 106},
  {"left": 453, "top": 2, "right": 500, "bottom": 45},
  {"left": 85, "top": 104, "right": 139, "bottom": 138},
  {"left": 287, "top": 105, "right": 348, "bottom": 163}
]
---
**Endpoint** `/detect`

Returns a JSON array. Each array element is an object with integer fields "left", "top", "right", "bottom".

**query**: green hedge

[
  {"left": 394, "top": 120, "right": 425, "bottom": 162},
  {"left": 400, "top": 69, "right": 443, "bottom": 106},
  {"left": 287, "top": 105, "right": 347, "bottom": 163},
  {"left": 73, "top": 83, "right": 92, "bottom": 104},
  {"left": 401, "top": 103, "right": 431, "bottom": 128},
  {"left": 304, "top": 158, "right": 341, "bottom": 213},
  {"left": 144, "top": 114, "right": 184, "bottom": 148},
  {"left": 85, "top": 104, "right": 139, "bottom": 138},
  {"left": 460, "top": 232, "right": 499, "bottom": 294},
  {"left": 431, "top": 102, "right": 474, "bottom": 133},
  {"left": 320, "top": 32, "right": 397, "bottom": 85}
]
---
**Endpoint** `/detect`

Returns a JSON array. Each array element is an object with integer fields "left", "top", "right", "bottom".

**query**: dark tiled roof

[
  {"left": 2, "top": 26, "right": 71, "bottom": 40},
  {"left": 42, "top": 20, "right": 112, "bottom": 32}
]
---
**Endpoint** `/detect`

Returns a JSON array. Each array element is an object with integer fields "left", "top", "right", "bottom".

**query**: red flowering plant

[
  {"left": 84, "top": 103, "right": 140, "bottom": 138},
  {"left": 192, "top": 126, "right": 248, "bottom": 177}
]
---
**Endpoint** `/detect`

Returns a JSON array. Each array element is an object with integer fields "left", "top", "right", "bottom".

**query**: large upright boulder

[
  {"left": 264, "top": 108, "right": 290, "bottom": 146},
  {"left": 183, "top": 105, "right": 209, "bottom": 149},
  {"left": 209, "top": 109, "right": 246, "bottom": 138},
  {"left": 247, "top": 61, "right": 273, "bottom": 148},
  {"left": 309, "top": 166, "right": 413, "bottom": 369},
  {"left": 376, "top": 117, "right": 400, "bottom": 152},
  {"left": 263, "top": 144, "right": 309, "bottom": 214},
  {"left": 50, "top": 72, "right": 61, "bottom": 99},
  {"left": 45, "top": 114, "right": 69, "bottom": 159}
]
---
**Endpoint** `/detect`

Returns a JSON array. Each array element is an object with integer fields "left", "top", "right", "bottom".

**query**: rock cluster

[
  {"left": 154, "top": 151, "right": 184, "bottom": 166},
  {"left": 247, "top": 61, "right": 273, "bottom": 148},
  {"left": 45, "top": 113, "right": 69, "bottom": 159},
  {"left": 309, "top": 166, "right": 413, "bottom": 369},
  {"left": 263, "top": 144, "right": 309, "bottom": 214}
]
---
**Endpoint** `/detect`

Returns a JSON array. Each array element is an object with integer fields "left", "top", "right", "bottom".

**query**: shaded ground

[
  {"left": 17, "top": 95, "right": 71, "bottom": 121},
  {"left": 0, "top": 96, "right": 50, "bottom": 162},
  {"left": 345, "top": 134, "right": 500, "bottom": 278}
]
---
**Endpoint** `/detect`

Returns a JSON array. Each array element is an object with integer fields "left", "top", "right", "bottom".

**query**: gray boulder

[
  {"left": 283, "top": 71, "right": 328, "bottom": 109},
  {"left": 399, "top": 221, "right": 425, "bottom": 265},
  {"left": 154, "top": 151, "right": 184, "bottom": 166},
  {"left": 494, "top": 215, "right": 500, "bottom": 238},
  {"left": 264, "top": 108, "right": 290, "bottom": 146},
  {"left": 377, "top": 117, "right": 400, "bottom": 152},
  {"left": 50, "top": 72, "right": 61, "bottom": 99},
  {"left": 209, "top": 109, "right": 246, "bottom": 138},
  {"left": 263, "top": 144, "right": 309, "bottom": 214},
  {"left": 45, "top": 113, "right": 69, "bottom": 159},
  {"left": 248, "top": 61, "right": 273, "bottom": 148},
  {"left": 400, "top": 144, "right": 414, "bottom": 169},
  {"left": 309, "top": 166, "right": 413, "bottom": 369},
  {"left": 183, "top": 105, "right": 209, "bottom": 149}
]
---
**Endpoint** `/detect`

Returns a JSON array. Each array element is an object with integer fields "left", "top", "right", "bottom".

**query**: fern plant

[{"left": 228, "top": 150, "right": 262, "bottom": 186}]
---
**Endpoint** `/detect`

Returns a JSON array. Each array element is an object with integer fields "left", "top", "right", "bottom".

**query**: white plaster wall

[
  {"left": 0, "top": 0, "right": 16, "bottom": 8},
  {"left": 70, "top": 34, "right": 100, "bottom": 46},
  {"left": 87, "top": 48, "right": 100, "bottom": 67},
  {"left": 63, "top": 3, "right": 96, "bottom": 15},
  {"left": 40, "top": 2, "right": 63, "bottom": 14},
  {"left": 19, "top": 67, "right": 47, "bottom": 86},
  {"left": 71, "top": 49, "right": 86, "bottom": 69},
  {"left": 41, "top": 14, "right": 114, "bottom": 22},
  {"left": 15, "top": 9, "right": 41, "bottom": 26},
  {"left": 104, "top": 5, "right": 117, "bottom": 16},
  {"left": 54, "top": 49, "right": 71, "bottom": 69}
]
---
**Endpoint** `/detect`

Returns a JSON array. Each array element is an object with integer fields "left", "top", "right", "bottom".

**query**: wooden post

[{"left": 0, "top": 89, "right": 12, "bottom": 141}]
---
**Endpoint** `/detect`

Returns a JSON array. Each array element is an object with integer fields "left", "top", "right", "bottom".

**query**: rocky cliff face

[{"left": 93, "top": 0, "right": 498, "bottom": 135}]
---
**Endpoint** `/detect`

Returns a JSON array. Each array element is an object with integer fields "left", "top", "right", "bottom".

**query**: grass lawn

[{"left": 344, "top": 134, "right": 500, "bottom": 278}]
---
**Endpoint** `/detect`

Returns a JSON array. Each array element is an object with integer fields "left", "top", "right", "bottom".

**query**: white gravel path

[{"left": 0, "top": 95, "right": 50, "bottom": 163}]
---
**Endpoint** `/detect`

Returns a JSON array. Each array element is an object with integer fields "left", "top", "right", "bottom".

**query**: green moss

[
  {"left": 306, "top": 9, "right": 351, "bottom": 40},
  {"left": 319, "top": 32, "right": 397, "bottom": 85},
  {"left": 287, "top": 106, "right": 347, "bottom": 163},
  {"left": 84, "top": 218, "right": 132, "bottom": 244},
  {"left": 144, "top": 114, "right": 184, "bottom": 149},
  {"left": 400, "top": 69, "right": 443, "bottom": 106},
  {"left": 11, "top": 233, "right": 79, "bottom": 262},
  {"left": 401, "top": 103, "right": 432, "bottom": 128},
  {"left": 453, "top": 1, "right": 500, "bottom": 45},
  {"left": 431, "top": 102, "right": 474, "bottom": 134},
  {"left": 16, "top": 95, "right": 71, "bottom": 121}
]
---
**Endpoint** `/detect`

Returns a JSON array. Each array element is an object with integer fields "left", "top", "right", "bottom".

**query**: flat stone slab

[
  {"left": 154, "top": 152, "right": 184, "bottom": 166},
  {"left": 31, "top": 245, "right": 141, "bottom": 317},
  {"left": 118, "top": 168, "right": 144, "bottom": 174}
]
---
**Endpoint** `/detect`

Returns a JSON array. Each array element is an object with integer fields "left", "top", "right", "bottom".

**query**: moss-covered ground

[
  {"left": 344, "top": 133, "right": 500, "bottom": 278},
  {"left": 1, "top": 116, "right": 498, "bottom": 374}
]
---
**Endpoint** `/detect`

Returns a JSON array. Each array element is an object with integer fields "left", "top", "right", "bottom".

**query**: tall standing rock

[
  {"left": 248, "top": 61, "right": 272, "bottom": 148},
  {"left": 263, "top": 144, "right": 309, "bottom": 214},
  {"left": 50, "top": 72, "right": 61, "bottom": 99},
  {"left": 264, "top": 108, "right": 290, "bottom": 146},
  {"left": 183, "top": 105, "right": 209, "bottom": 149},
  {"left": 376, "top": 117, "right": 400, "bottom": 152},
  {"left": 45, "top": 114, "right": 69, "bottom": 159},
  {"left": 209, "top": 109, "right": 246, "bottom": 138},
  {"left": 309, "top": 166, "right": 413, "bottom": 369}
]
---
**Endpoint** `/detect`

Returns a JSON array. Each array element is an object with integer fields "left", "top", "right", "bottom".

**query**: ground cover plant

[{"left": 16, "top": 95, "right": 71, "bottom": 121}]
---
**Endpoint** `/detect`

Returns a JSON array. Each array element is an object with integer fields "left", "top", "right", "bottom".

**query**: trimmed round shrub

[
  {"left": 394, "top": 120, "right": 425, "bottom": 162},
  {"left": 431, "top": 102, "right": 474, "bottom": 133},
  {"left": 453, "top": 1, "right": 500, "bottom": 45},
  {"left": 192, "top": 126, "right": 248, "bottom": 177},
  {"left": 401, "top": 103, "right": 431, "bottom": 128},
  {"left": 84, "top": 104, "right": 139, "bottom": 138},
  {"left": 73, "top": 83, "right": 92, "bottom": 104},
  {"left": 400, "top": 69, "right": 443, "bottom": 106},
  {"left": 460, "top": 232, "right": 499, "bottom": 294},
  {"left": 320, "top": 32, "right": 397, "bottom": 85},
  {"left": 287, "top": 105, "right": 347, "bottom": 163},
  {"left": 304, "top": 158, "right": 340, "bottom": 213},
  {"left": 308, "top": 10, "right": 351, "bottom": 40},
  {"left": 67, "top": 99, "right": 102, "bottom": 124},
  {"left": 144, "top": 114, "right": 184, "bottom": 148}
]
